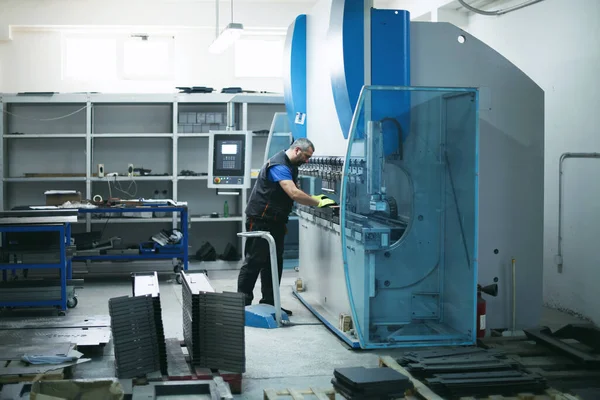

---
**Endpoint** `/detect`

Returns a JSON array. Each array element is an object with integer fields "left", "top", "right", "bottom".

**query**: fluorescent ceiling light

[{"left": 209, "top": 22, "right": 244, "bottom": 54}]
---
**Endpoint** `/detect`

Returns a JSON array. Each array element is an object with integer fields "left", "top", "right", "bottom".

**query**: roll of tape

[{"left": 93, "top": 194, "right": 103, "bottom": 203}]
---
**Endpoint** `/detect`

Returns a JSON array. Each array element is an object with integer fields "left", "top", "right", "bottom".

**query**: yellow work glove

[
  {"left": 318, "top": 198, "right": 337, "bottom": 208},
  {"left": 311, "top": 194, "right": 336, "bottom": 208}
]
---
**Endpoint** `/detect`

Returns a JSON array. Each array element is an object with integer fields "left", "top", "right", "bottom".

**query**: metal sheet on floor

[
  {"left": 0, "top": 327, "right": 111, "bottom": 347},
  {"left": 0, "top": 343, "right": 74, "bottom": 361},
  {"left": 0, "top": 315, "right": 110, "bottom": 330}
]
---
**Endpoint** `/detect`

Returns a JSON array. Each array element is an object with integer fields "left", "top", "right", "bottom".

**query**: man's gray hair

[{"left": 290, "top": 138, "right": 315, "bottom": 152}]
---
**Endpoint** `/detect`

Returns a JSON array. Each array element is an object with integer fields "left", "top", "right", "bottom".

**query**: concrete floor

[{"left": 26, "top": 267, "right": 590, "bottom": 398}]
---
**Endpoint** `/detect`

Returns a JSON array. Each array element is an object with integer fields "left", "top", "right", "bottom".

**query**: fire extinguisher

[{"left": 476, "top": 283, "right": 498, "bottom": 338}]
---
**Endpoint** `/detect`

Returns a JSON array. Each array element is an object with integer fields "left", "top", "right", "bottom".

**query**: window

[
  {"left": 234, "top": 37, "right": 285, "bottom": 78},
  {"left": 62, "top": 34, "right": 118, "bottom": 81},
  {"left": 122, "top": 36, "right": 174, "bottom": 80},
  {"left": 61, "top": 32, "right": 174, "bottom": 82}
]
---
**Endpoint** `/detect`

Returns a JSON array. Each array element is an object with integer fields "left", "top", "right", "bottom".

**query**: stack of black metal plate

[
  {"left": 426, "top": 370, "right": 547, "bottom": 398},
  {"left": 398, "top": 347, "right": 547, "bottom": 398},
  {"left": 331, "top": 367, "right": 413, "bottom": 399},
  {"left": 108, "top": 294, "right": 162, "bottom": 379},
  {"left": 182, "top": 271, "right": 245, "bottom": 373},
  {"left": 132, "top": 271, "right": 167, "bottom": 375}
]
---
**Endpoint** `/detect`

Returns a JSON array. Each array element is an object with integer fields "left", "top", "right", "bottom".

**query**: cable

[
  {"left": 114, "top": 177, "right": 138, "bottom": 198},
  {"left": 458, "top": 0, "right": 545, "bottom": 16},
  {"left": 380, "top": 117, "right": 403, "bottom": 160},
  {"left": 2, "top": 105, "right": 87, "bottom": 121},
  {"left": 215, "top": 0, "right": 219, "bottom": 38},
  {"left": 105, "top": 175, "right": 138, "bottom": 199},
  {"left": 282, "top": 321, "right": 322, "bottom": 326},
  {"left": 100, "top": 214, "right": 112, "bottom": 241}
]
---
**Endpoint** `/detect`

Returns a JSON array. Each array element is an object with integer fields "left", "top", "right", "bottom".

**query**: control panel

[{"left": 207, "top": 130, "right": 252, "bottom": 189}]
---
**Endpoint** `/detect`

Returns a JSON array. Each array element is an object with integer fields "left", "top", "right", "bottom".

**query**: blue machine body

[
  {"left": 283, "top": 14, "right": 307, "bottom": 139},
  {"left": 284, "top": 0, "right": 480, "bottom": 349}
]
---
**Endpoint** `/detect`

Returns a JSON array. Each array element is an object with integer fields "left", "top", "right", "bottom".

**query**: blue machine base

[
  {"left": 292, "top": 289, "right": 361, "bottom": 349},
  {"left": 283, "top": 258, "right": 298, "bottom": 270},
  {"left": 245, "top": 304, "right": 290, "bottom": 329}
]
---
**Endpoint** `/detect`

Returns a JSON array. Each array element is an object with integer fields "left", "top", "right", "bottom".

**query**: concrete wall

[{"left": 465, "top": 0, "right": 600, "bottom": 324}]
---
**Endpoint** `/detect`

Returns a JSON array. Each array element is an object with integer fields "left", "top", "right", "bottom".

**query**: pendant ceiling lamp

[{"left": 209, "top": 0, "right": 244, "bottom": 54}]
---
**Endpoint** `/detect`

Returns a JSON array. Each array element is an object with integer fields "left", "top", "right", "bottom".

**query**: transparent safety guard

[{"left": 341, "top": 85, "right": 479, "bottom": 348}]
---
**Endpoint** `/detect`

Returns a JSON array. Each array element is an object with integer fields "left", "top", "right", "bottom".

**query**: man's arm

[{"left": 279, "top": 180, "right": 320, "bottom": 206}]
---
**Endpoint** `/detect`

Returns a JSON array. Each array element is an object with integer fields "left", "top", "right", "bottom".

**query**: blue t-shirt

[{"left": 268, "top": 165, "right": 293, "bottom": 182}]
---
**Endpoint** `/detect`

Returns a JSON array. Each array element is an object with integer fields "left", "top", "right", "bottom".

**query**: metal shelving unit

[
  {"left": 0, "top": 222, "right": 73, "bottom": 312},
  {"left": 0, "top": 92, "right": 286, "bottom": 260}
]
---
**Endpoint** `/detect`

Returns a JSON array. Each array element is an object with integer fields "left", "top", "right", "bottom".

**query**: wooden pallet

[
  {"left": 167, "top": 339, "right": 243, "bottom": 394},
  {"left": 263, "top": 387, "right": 336, "bottom": 400}
]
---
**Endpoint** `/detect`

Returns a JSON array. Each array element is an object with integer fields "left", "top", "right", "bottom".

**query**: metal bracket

[{"left": 237, "top": 231, "right": 283, "bottom": 327}]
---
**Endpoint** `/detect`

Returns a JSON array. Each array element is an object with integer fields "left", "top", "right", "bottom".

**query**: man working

[{"left": 237, "top": 138, "right": 336, "bottom": 315}]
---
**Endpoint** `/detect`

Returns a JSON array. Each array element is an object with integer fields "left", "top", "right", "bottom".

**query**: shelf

[
  {"left": 90, "top": 217, "right": 173, "bottom": 224},
  {"left": 89, "top": 93, "right": 176, "bottom": 103},
  {"left": 91, "top": 133, "right": 173, "bottom": 138},
  {"left": 175, "top": 93, "right": 236, "bottom": 104},
  {"left": 5, "top": 177, "right": 86, "bottom": 182},
  {"left": 175, "top": 92, "right": 285, "bottom": 104},
  {"left": 73, "top": 254, "right": 185, "bottom": 261},
  {"left": 0, "top": 92, "right": 284, "bottom": 105},
  {"left": 90, "top": 176, "right": 173, "bottom": 182},
  {"left": 191, "top": 216, "right": 243, "bottom": 222},
  {"left": 177, "top": 133, "right": 210, "bottom": 138},
  {"left": 231, "top": 93, "right": 285, "bottom": 104},
  {"left": 89, "top": 216, "right": 240, "bottom": 223},
  {"left": 0, "top": 93, "right": 89, "bottom": 103},
  {"left": 3, "top": 134, "right": 87, "bottom": 139},
  {"left": 177, "top": 176, "right": 208, "bottom": 180}
]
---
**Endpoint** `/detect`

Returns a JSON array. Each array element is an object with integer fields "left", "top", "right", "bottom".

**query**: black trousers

[{"left": 237, "top": 217, "right": 286, "bottom": 306}]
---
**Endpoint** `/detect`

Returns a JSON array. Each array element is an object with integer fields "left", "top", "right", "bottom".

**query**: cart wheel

[
  {"left": 202, "top": 269, "right": 208, "bottom": 276},
  {"left": 58, "top": 310, "right": 66, "bottom": 316},
  {"left": 67, "top": 297, "right": 78, "bottom": 309},
  {"left": 175, "top": 274, "right": 183, "bottom": 285},
  {"left": 294, "top": 266, "right": 299, "bottom": 272},
  {"left": 173, "top": 263, "right": 183, "bottom": 274}
]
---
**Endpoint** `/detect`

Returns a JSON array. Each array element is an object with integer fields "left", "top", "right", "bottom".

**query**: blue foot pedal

[{"left": 245, "top": 304, "right": 289, "bottom": 329}]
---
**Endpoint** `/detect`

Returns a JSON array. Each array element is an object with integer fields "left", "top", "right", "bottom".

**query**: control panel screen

[
  {"left": 213, "top": 134, "right": 246, "bottom": 177},
  {"left": 222, "top": 144, "right": 237, "bottom": 155}
]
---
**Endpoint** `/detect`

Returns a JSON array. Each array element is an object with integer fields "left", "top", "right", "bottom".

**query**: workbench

[
  {"left": 0, "top": 209, "right": 77, "bottom": 313},
  {"left": 74, "top": 205, "right": 190, "bottom": 276}
]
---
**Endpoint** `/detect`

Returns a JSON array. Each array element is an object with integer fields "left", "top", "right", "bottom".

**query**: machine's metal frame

[{"left": 237, "top": 231, "right": 285, "bottom": 327}]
